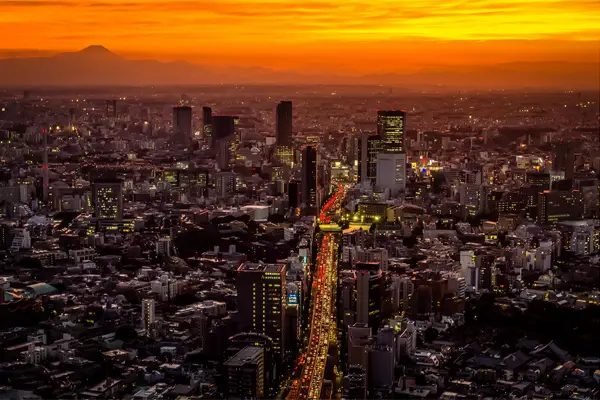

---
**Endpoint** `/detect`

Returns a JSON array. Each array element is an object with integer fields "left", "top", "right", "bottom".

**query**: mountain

[{"left": 0, "top": 46, "right": 597, "bottom": 89}]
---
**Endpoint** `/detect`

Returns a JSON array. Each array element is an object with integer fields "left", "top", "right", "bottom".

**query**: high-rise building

[
  {"left": 236, "top": 263, "right": 287, "bottom": 355},
  {"left": 355, "top": 262, "right": 383, "bottom": 329},
  {"left": 202, "top": 106, "right": 212, "bottom": 141},
  {"left": 92, "top": 180, "right": 123, "bottom": 219},
  {"left": 358, "top": 133, "right": 382, "bottom": 184},
  {"left": 106, "top": 100, "right": 117, "bottom": 118},
  {"left": 287, "top": 180, "right": 301, "bottom": 209},
  {"left": 212, "top": 115, "right": 236, "bottom": 146},
  {"left": 527, "top": 172, "right": 551, "bottom": 191},
  {"left": 214, "top": 171, "right": 237, "bottom": 199},
  {"left": 377, "top": 110, "right": 406, "bottom": 153},
  {"left": 376, "top": 152, "right": 407, "bottom": 194},
  {"left": 142, "top": 298, "right": 155, "bottom": 333},
  {"left": 173, "top": 106, "right": 192, "bottom": 142},
  {"left": 224, "top": 346, "right": 265, "bottom": 398},
  {"left": 276, "top": 101, "right": 293, "bottom": 147},
  {"left": 301, "top": 145, "right": 318, "bottom": 212},
  {"left": 537, "top": 189, "right": 583, "bottom": 225}
]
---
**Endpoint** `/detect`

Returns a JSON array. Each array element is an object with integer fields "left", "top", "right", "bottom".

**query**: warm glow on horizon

[{"left": 1, "top": 0, "right": 599, "bottom": 72}]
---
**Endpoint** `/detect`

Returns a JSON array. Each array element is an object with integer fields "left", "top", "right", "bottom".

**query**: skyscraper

[
  {"left": 224, "top": 346, "right": 265, "bottom": 398},
  {"left": 301, "top": 145, "right": 318, "bottom": 211},
  {"left": 142, "top": 298, "right": 155, "bottom": 333},
  {"left": 358, "top": 133, "right": 382, "bottom": 184},
  {"left": 376, "top": 152, "right": 407, "bottom": 194},
  {"left": 173, "top": 105, "right": 192, "bottom": 142},
  {"left": 92, "top": 180, "right": 123, "bottom": 219},
  {"left": 202, "top": 106, "right": 212, "bottom": 141},
  {"left": 236, "top": 263, "right": 287, "bottom": 355},
  {"left": 276, "top": 101, "right": 293, "bottom": 147},
  {"left": 212, "top": 116, "right": 236, "bottom": 145},
  {"left": 377, "top": 110, "right": 406, "bottom": 153},
  {"left": 106, "top": 100, "right": 117, "bottom": 118}
]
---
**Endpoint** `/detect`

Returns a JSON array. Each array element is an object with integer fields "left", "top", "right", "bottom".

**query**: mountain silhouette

[{"left": 0, "top": 46, "right": 597, "bottom": 89}]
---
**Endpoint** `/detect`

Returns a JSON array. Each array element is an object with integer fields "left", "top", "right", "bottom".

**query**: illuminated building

[
  {"left": 215, "top": 171, "right": 237, "bottom": 198},
  {"left": 526, "top": 172, "right": 551, "bottom": 191},
  {"left": 236, "top": 263, "right": 287, "bottom": 355},
  {"left": 558, "top": 220, "right": 600, "bottom": 256},
  {"left": 358, "top": 133, "right": 382, "bottom": 184},
  {"left": 537, "top": 189, "right": 583, "bottom": 225},
  {"left": 357, "top": 201, "right": 387, "bottom": 222},
  {"left": 224, "top": 346, "right": 265, "bottom": 399},
  {"left": 142, "top": 298, "right": 155, "bottom": 333},
  {"left": 345, "top": 134, "right": 360, "bottom": 167},
  {"left": 276, "top": 100, "right": 293, "bottom": 147},
  {"left": 172, "top": 105, "right": 192, "bottom": 142},
  {"left": 275, "top": 145, "right": 294, "bottom": 167},
  {"left": 202, "top": 106, "right": 212, "bottom": 141},
  {"left": 459, "top": 183, "right": 486, "bottom": 218},
  {"left": 376, "top": 152, "right": 407, "bottom": 194},
  {"left": 377, "top": 110, "right": 406, "bottom": 153},
  {"left": 92, "top": 180, "right": 123, "bottom": 219},
  {"left": 301, "top": 145, "right": 318, "bottom": 212}
]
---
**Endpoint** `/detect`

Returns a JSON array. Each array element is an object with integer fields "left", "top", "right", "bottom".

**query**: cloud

[{"left": 1, "top": 0, "right": 598, "bottom": 72}]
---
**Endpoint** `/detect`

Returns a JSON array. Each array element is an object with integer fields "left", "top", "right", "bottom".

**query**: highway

[{"left": 287, "top": 183, "right": 344, "bottom": 400}]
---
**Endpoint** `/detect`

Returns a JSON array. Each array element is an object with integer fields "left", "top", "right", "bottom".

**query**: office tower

[
  {"left": 106, "top": 100, "right": 117, "bottom": 118},
  {"left": 459, "top": 183, "right": 485, "bottom": 218},
  {"left": 287, "top": 180, "right": 301, "bottom": 209},
  {"left": 42, "top": 128, "right": 49, "bottom": 206},
  {"left": 301, "top": 145, "right": 318, "bottom": 212},
  {"left": 355, "top": 262, "right": 383, "bottom": 329},
  {"left": 345, "top": 134, "right": 360, "bottom": 167},
  {"left": 236, "top": 263, "right": 286, "bottom": 355},
  {"left": 216, "top": 139, "right": 231, "bottom": 170},
  {"left": 173, "top": 105, "right": 192, "bottom": 142},
  {"left": 142, "top": 298, "right": 155, "bottom": 333},
  {"left": 212, "top": 115, "right": 236, "bottom": 145},
  {"left": 202, "top": 106, "right": 212, "bottom": 141},
  {"left": 347, "top": 323, "right": 371, "bottom": 367},
  {"left": 527, "top": 172, "right": 551, "bottom": 191},
  {"left": 343, "top": 365, "right": 367, "bottom": 400},
  {"left": 358, "top": 133, "right": 382, "bottom": 184},
  {"left": 376, "top": 152, "right": 406, "bottom": 194},
  {"left": 155, "top": 237, "right": 171, "bottom": 257},
  {"left": 537, "top": 189, "right": 583, "bottom": 225},
  {"left": 92, "top": 180, "right": 123, "bottom": 219},
  {"left": 214, "top": 171, "right": 237, "bottom": 198},
  {"left": 224, "top": 346, "right": 265, "bottom": 398},
  {"left": 377, "top": 110, "right": 406, "bottom": 153},
  {"left": 368, "top": 344, "right": 394, "bottom": 392},
  {"left": 276, "top": 101, "right": 293, "bottom": 147}
]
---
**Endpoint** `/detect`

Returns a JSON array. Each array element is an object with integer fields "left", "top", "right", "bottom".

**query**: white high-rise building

[
  {"left": 11, "top": 229, "right": 31, "bottom": 252},
  {"left": 142, "top": 298, "right": 155, "bottom": 332},
  {"left": 376, "top": 152, "right": 406, "bottom": 195}
]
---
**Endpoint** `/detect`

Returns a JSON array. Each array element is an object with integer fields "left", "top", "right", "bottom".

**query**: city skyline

[{"left": 1, "top": 0, "right": 599, "bottom": 77}]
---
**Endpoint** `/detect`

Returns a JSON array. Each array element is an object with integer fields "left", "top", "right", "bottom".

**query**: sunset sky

[{"left": 1, "top": 0, "right": 599, "bottom": 73}]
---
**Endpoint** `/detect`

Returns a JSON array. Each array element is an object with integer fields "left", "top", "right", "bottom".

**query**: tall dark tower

[
  {"left": 173, "top": 106, "right": 192, "bottom": 142},
  {"left": 276, "top": 101, "right": 293, "bottom": 147},
  {"left": 377, "top": 110, "right": 406, "bottom": 153},
  {"left": 106, "top": 100, "right": 117, "bottom": 118},
  {"left": 42, "top": 129, "right": 49, "bottom": 207},
  {"left": 202, "top": 106, "right": 212, "bottom": 142},
  {"left": 301, "top": 145, "right": 318, "bottom": 212}
]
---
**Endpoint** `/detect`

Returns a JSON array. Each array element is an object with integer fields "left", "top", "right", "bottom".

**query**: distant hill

[{"left": 0, "top": 45, "right": 597, "bottom": 89}]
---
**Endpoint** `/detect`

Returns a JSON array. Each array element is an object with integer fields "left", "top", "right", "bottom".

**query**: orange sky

[{"left": 1, "top": 0, "right": 599, "bottom": 73}]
